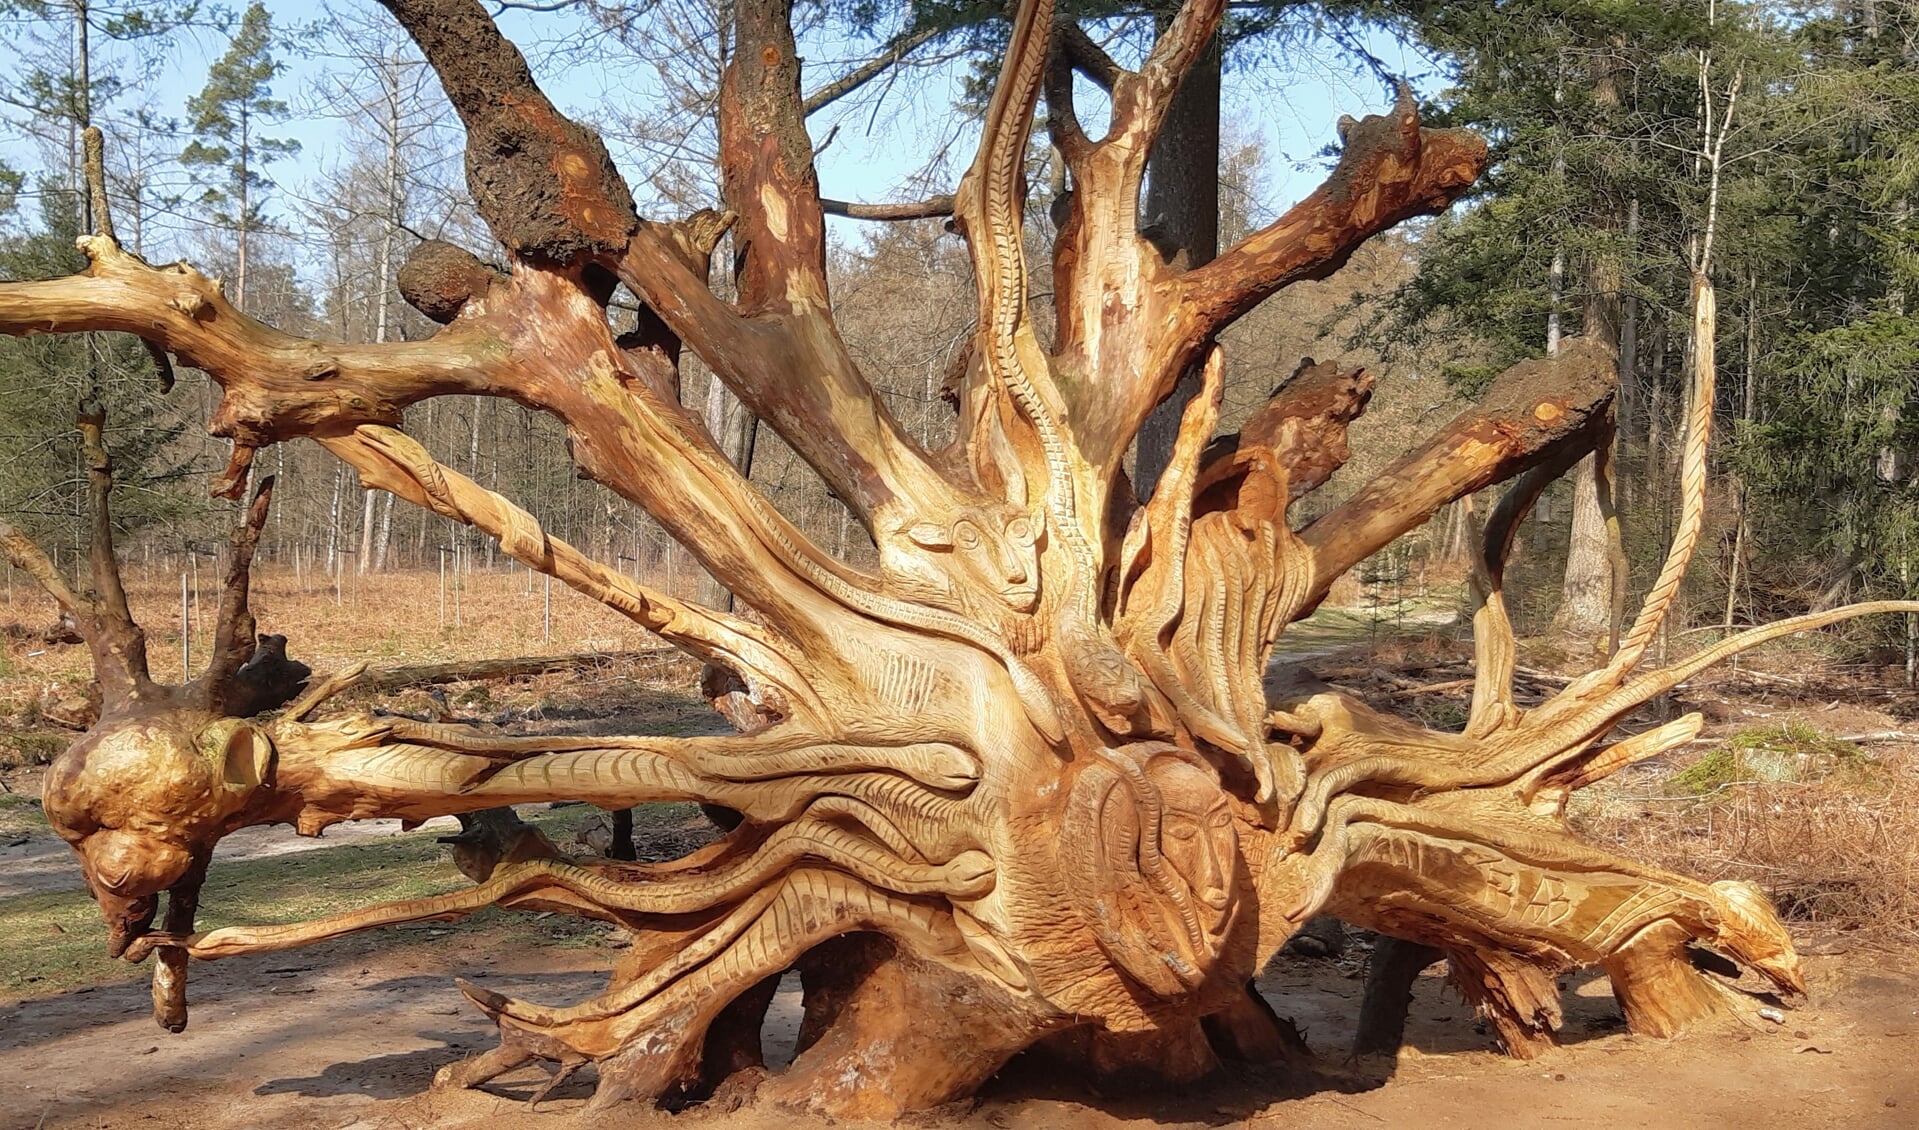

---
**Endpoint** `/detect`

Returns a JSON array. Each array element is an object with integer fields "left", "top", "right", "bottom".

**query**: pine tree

[
  {"left": 1732, "top": 1, "right": 1919, "bottom": 675},
  {"left": 179, "top": 1, "right": 298, "bottom": 312},
  {"left": 0, "top": 189, "right": 190, "bottom": 553}
]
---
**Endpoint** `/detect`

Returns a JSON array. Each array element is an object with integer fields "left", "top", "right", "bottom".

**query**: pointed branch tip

[{"left": 82, "top": 127, "right": 117, "bottom": 243}]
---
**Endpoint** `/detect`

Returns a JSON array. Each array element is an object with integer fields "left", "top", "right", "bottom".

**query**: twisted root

[
  {"left": 450, "top": 868, "right": 991, "bottom": 1106},
  {"left": 1275, "top": 795, "right": 1801, "bottom": 1029},
  {"left": 137, "top": 826, "right": 993, "bottom": 962}
]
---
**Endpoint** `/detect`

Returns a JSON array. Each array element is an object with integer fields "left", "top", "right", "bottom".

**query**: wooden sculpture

[{"left": 4, "top": 0, "right": 1916, "bottom": 1116}]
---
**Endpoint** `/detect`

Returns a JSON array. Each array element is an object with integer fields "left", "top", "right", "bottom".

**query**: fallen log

[{"left": 359, "top": 649, "right": 678, "bottom": 692}]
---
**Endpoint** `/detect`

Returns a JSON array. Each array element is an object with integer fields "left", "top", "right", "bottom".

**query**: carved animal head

[
  {"left": 1062, "top": 743, "right": 1243, "bottom": 996},
  {"left": 44, "top": 711, "right": 273, "bottom": 955},
  {"left": 895, "top": 503, "right": 1043, "bottom": 613},
  {"left": 2, "top": 433, "right": 303, "bottom": 962},
  {"left": 1704, "top": 879, "right": 1806, "bottom": 995}
]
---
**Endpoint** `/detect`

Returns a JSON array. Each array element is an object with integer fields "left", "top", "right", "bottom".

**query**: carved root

[
  {"left": 761, "top": 938, "right": 1061, "bottom": 1119},
  {"left": 436, "top": 869, "right": 1024, "bottom": 1112},
  {"left": 1279, "top": 804, "right": 1801, "bottom": 1052}
]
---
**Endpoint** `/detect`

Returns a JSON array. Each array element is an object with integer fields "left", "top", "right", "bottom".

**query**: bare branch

[
  {"left": 820, "top": 195, "right": 954, "bottom": 221},
  {"left": 802, "top": 26, "right": 942, "bottom": 116}
]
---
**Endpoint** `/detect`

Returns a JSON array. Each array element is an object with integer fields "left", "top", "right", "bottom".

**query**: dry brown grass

[
  {"left": 1577, "top": 736, "right": 1919, "bottom": 947},
  {"left": 1, "top": 563, "right": 700, "bottom": 767},
  {"left": 6, "top": 562, "right": 676, "bottom": 669}
]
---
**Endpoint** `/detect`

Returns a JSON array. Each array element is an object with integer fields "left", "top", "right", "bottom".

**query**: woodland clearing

[{"left": 3, "top": 570, "right": 1915, "bottom": 1128}]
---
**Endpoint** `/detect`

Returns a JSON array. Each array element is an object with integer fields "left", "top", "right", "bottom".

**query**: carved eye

[
  {"left": 1164, "top": 819, "right": 1199, "bottom": 843},
  {"left": 1005, "top": 517, "right": 1032, "bottom": 544},
  {"left": 956, "top": 522, "right": 982, "bottom": 551}
]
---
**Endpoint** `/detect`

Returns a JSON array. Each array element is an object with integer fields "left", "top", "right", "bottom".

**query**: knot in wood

[{"left": 398, "top": 241, "right": 502, "bottom": 324}]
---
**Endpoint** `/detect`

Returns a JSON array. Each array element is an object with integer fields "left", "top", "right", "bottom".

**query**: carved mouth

[
  {"left": 1203, "top": 890, "right": 1239, "bottom": 937},
  {"left": 93, "top": 887, "right": 160, "bottom": 959}
]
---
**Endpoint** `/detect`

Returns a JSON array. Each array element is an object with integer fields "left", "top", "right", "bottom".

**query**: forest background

[{"left": 0, "top": 0, "right": 1914, "bottom": 672}]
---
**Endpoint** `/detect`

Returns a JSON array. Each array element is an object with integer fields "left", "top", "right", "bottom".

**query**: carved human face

[
  {"left": 1149, "top": 757, "right": 1240, "bottom": 937},
  {"left": 43, "top": 714, "right": 268, "bottom": 954}
]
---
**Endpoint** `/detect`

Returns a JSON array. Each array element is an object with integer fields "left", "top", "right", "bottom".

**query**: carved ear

[
  {"left": 211, "top": 720, "right": 271, "bottom": 796},
  {"left": 1061, "top": 754, "right": 1205, "bottom": 996},
  {"left": 905, "top": 522, "right": 953, "bottom": 549},
  {"left": 984, "top": 405, "right": 1028, "bottom": 506}
]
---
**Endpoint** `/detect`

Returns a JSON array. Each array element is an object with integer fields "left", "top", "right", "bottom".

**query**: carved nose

[
  {"left": 1197, "top": 845, "right": 1228, "bottom": 908},
  {"left": 995, "top": 543, "right": 1026, "bottom": 585}
]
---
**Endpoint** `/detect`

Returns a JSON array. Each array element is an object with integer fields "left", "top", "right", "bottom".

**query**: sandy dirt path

[{"left": 1, "top": 927, "right": 1911, "bottom": 1130}]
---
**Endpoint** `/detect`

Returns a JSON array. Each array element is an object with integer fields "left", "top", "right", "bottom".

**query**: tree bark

[
  {"left": 1131, "top": 18, "right": 1221, "bottom": 499},
  {"left": 1553, "top": 452, "right": 1617, "bottom": 647}
]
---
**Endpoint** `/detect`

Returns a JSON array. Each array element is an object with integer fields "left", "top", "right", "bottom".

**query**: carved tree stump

[{"left": 4, "top": 0, "right": 1911, "bottom": 1117}]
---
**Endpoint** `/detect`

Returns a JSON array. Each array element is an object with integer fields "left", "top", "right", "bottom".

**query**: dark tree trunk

[{"left": 1130, "top": 20, "right": 1220, "bottom": 499}]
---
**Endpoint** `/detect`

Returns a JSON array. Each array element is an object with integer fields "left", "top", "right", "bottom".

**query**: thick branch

[
  {"left": 187, "top": 479, "right": 310, "bottom": 718},
  {"left": 0, "top": 234, "right": 872, "bottom": 665},
  {"left": 75, "top": 402, "right": 135, "bottom": 635},
  {"left": 1121, "top": 0, "right": 1224, "bottom": 145},
  {"left": 195, "top": 476, "right": 275, "bottom": 705},
  {"left": 320, "top": 425, "right": 827, "bottom": 728},
  {"left": 68, "top": 403, "right": 157, "bottom": 706},
  {"left": 0, "top": 524, "right": 84, "bottom": 621},
  {"left": 616, "top": 230, "right": 950, "bottom": 527},
  {"left": 81, "top": 126, "right": 116, "bottom": 242},
  {"left": 1054, "top": 21, "right": 1122, "bottom": 91},
  {"left": 1465, "top": 460, "right": 1567, "bottom": 738},
  {"left": 1180, "top": 89, "right": 1485, "bottom": 341},
  {"left": 1044, "top": 30, "right": 1093, "bottom": 160},
  {"left": 1296, "top": 340, "right": 1615, "bottom": 604},
  {"left": 1192, "top": 358, "right": 1375, "bottom": 517},
  {"left": 376, "top": 0, "right": 636, "bottom": 261},
  {"left": 1043, "top": 4, "right": 1233, "bottom": 476},
  {"left": 617, "top": 4, "right": 960, "bottom": 525},
  {"left": 722, "top": 0, "right": 829, "bottom": 312},
  {"left": 0, "top": 238, "right": 507, "bottom": 453}
]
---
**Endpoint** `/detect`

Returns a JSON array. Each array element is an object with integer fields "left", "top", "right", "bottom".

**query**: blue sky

[{"left": 1, "top": 2, "right": 1447, "bottom": 258}]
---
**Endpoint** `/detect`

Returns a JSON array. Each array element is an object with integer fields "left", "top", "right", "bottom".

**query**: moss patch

[{"left": 1669, "top": 723, "right": 1878, "bottom": 799}]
